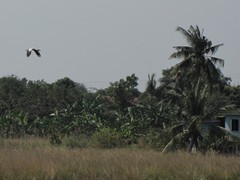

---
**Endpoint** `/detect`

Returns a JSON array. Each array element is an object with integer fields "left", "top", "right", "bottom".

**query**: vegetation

[
  {"left": 0, "top": 25, "right": 240, "bottom": 179},
  {"left": 0, "top": 138, "right": 239, "bottom": 179},
  {"left": 0, "top": 25, "right": 239, "bottom": 156},
  {"left": 169, "top": 25, "right": 224, "bottom": 86}
]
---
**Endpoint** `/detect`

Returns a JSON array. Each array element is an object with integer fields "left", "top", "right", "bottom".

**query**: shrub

[{"left": 90, "top": 128, "right": 125, "bottom": 148}]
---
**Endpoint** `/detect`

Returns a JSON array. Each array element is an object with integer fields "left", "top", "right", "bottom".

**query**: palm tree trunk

[
  {"left": 188, "top": 138, "right": 194, "bottom": 152},
  {"left": 188, "top": 134, "right": 199, "bottom": 153}
]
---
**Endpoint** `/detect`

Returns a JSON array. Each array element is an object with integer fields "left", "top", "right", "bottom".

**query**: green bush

[{"left": 90, "top": 128, "right": 125, "bottom": 148}]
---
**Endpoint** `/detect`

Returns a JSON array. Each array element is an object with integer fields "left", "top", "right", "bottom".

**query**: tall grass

[{"left": 0, "top": 138, "right": 239, "bottom": 179}]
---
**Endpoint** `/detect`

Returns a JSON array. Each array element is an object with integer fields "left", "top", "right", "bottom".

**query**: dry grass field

[{"left": 0, "top": 138, "right": 239, "bottom": 179}]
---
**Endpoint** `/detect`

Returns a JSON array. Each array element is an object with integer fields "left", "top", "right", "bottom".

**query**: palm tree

[
  {"left": 164, "top": 27, "right": 237, "bottom": 153},
  {"left": 145, "top": 74, "right": 157, "bottom": 96},
  {"left": 164, "top": 78, "right": 208, "bottom": 152},
  {"left": 169, "top": 25, "right": 224, "bottom": 85},
  {"left": 162, "top": 77, "right": 238, "bottom": 153}
]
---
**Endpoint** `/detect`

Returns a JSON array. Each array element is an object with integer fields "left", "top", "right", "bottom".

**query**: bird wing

[
  {"left": 26, "top": 50, "right": 31, "bottom": 57},
  {"left": 32, "top": 49, "right": 41, "bottom": 57}
]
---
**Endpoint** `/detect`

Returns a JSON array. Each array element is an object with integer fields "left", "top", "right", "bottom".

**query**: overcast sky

[{"left": 0, "top": 1, "right": 239, "bottom": 91}]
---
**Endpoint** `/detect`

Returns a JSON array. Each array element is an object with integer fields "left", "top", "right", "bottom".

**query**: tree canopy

[{"left": 170, "top": 25, "right": 224, "bottom": 86}]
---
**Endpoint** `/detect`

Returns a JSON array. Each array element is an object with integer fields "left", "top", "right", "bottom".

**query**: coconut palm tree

[
  {"left": 145, "top": 74, "right": 157, "bottom": 96},
  {"left": 162, "top": 77, "right": 238, "bottom": 153},
  {"left": 164, "top": 78, "right": 208, "bottom": 152},
  {"left": 163, "top": 27, "right": 237, "bottom": 153},
  {"left": 170, "top": 25, "right": 224, "bottom": 86}
]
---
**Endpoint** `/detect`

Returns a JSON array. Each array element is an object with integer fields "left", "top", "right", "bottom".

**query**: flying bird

[{"left": 26, "top": 48, "right": 41, "bottom": 57}]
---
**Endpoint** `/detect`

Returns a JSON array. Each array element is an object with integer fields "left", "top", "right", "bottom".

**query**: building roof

[{"left": 218, "top": 108, "right": 240, "bottom": 117}]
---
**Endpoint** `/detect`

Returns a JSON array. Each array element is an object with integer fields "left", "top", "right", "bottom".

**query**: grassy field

[{"left": 0, "top": 138, "right": 239, "bottom": 179}]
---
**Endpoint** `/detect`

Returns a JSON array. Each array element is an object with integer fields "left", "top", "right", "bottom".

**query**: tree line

[{"left": 0, "top": 25, "right": 240, "bottom": 153}]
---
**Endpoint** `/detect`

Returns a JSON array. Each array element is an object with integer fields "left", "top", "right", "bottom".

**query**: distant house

[
  {"left": 203, "top": 109, "right": 240, "bottom": 137},
  {"left": 223, "top": 115, "right": 240, "bottom": 137},
  {"left": 203, "top": 110, "right": 240, "bottom": 154},
  {"left": 218, "top": 109, "right": 240, "bottom": 137}
]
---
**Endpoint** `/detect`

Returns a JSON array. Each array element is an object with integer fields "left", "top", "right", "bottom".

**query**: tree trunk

[{"left": 188, "top": 134, "right": 199, "bottom": 153}]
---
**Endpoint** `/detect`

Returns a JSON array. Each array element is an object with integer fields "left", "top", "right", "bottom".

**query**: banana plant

[{"left": 0, "top": 112, "right": 29, "bottom": 138}]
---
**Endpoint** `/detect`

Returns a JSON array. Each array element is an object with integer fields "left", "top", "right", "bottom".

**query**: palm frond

[
  {"left": 175, "top": 57, "right": 192, "bottom": 70},
  {"left": 217, "top": 126, "right": 240, "bottom": 141},
  {"left": 178, "top": 76, "right": 209, "bottom": 117},
  {"left": 169, "top": 51, "right": 190, "bottom": 59},
  {"left": 172, "top": 46, "right": 193, "bottom": 58},
  {"left": 176, "top": 26, "right": 195, "bottom": 47},
  {"left": 172, "top": 46, "right": 192, "bottom": 51},
  {"left": 161, "top": 131, "right": 187, "bottom": 153},
  {"left": 205, "top": 43, "right": 223, "bottom": 55},
  {"left": 167, "top": 88, "right": 184, "bottom": 98},
  {"left": 193, "top": 78, "right": 208, "bottom": 104},
  {"left": 189, "top": 25, "right": 203, "bottom": 46},
  {"left": 190, "top": 25, "right": 201, "bottom": 38},
  {"left": 204, "top": 60, "right": 221, "bottom": 84},
  {"left": 206, "top": 40, "right": 212, "bottom": 49},
  {"left": 210, "top": 56, "right": 224, "bottom": 67}
]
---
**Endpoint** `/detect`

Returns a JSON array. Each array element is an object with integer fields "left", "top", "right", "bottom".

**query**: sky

[{"left": 0, "top": 0, "right": 239, "bottom": 91}]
